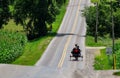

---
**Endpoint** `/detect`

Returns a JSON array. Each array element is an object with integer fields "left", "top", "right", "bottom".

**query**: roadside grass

[
  {"left": 86, "top": 35, "right": 112, "bottom": 47},
  {"left": 12, "top": 36, "right": 52, "bottom": 65},
  {"left": 12, "top": 1, "right": 69, "bottom": 65},
  {"left": 86, "top": 35, "right": 120, "bottom": 70},
  {"left": 52, "top": 5, "right": 67, "bottom": 32},
  {"left": 91, "top": 0, "right": 100, "bottom": 3},
  {"left": 94, "top": 49, "right": 113, "bottom": 70},
  {"left": 86, "top": 35, "right": 120, "bottom": 47}
]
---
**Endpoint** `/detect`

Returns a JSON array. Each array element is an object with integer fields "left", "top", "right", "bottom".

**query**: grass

[
  {"left": 91, "top": 0, "right": 102, "bottom": 3},
  {"left": 3, "top": 19, "right": 23, "bottom": 32},
  {"left": 12, "top": 1, "right": 69, "bottom": 65},
  {"left": 12, "top": 36, "right": 52, "bottom": 65},
  {"left": 86, "top": 35, "right": 120, "bottom": 70},
  {"left": 86, "top": 35, "right": 120, "bottom": 47},
  {"left": 94, "top": 49, "right": 113, "bottom": 70},
  {"left": 86, "top": 35, "right": 112, "bottom": 47}
]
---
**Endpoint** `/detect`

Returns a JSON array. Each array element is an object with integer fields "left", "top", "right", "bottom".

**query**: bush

[{"left": 0, "top": 30, "right": 27, "bottom": 63}]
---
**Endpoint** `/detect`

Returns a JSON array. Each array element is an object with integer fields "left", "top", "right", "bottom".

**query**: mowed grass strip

[{"left": 12, "top": 1, "right": 69, "bottom": 65}]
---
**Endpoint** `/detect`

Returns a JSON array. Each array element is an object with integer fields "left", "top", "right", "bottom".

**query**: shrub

[{"left": 0, "top": 30, "right": 27, "bottom": 63}]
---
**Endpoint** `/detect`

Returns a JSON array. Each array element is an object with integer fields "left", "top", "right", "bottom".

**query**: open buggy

[{"left": 70, "top": 44, "right": 83, "bottom": 61}]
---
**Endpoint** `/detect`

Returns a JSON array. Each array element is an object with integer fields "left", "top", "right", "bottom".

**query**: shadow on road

[{"left": 56, "top": 33, "right": 86, "bottom": 37}]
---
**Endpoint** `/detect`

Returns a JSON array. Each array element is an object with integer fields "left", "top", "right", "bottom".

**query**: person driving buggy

[{"left": 71, "top": 44, "right": 81, "bottom": 57}]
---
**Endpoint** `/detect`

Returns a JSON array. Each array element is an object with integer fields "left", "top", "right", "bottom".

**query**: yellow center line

[{"left": 58, "top": 0, "right": 81, "bottom": 68}]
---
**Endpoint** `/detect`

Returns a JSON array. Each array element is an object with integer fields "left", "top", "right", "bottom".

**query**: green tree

[
  {"left": 83, "top": 0, "right": 120, "bottom": 37},
  {"left": 83, "top": 6, "right": 96, "bottom": 36},
  {"left": 14, "top": 0, "right": 59, "bottom": 40},
  {"left": 83, "top": 4, "right": 111, "bottom": 37},
  {"left": 0, "top": 0, "right": 10, "bottom": 29}
]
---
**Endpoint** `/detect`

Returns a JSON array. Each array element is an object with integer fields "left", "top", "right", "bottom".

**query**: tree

[
  {"left": 83, "top": 6, "right": 96, "bottom": 36},
  {"left": 83, "top": 1, "right": 111, "bottom": 37},
  {"left": 84, "top": 0, "right": 120, "bottom": 38},
  {"left": 14, "top": 0, "right": 59, "bottom": 40},
  {"left": 0, "top": 0, "right": 10, "bottom": 29}
]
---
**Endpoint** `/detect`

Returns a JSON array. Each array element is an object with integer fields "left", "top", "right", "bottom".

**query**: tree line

[
  {"left": 84, "top": 0, "right": 120, "bottom": 38},
  {"left": 0, "top": 0, "right": 66, "bottom": 40}
]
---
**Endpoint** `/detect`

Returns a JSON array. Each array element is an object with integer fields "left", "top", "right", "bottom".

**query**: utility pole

[
  {"left": 110, "top": 0, "right": 116, "bottom": 70},
  {"left": 95, "top": 2, "right": 98, "bottom": 43}
]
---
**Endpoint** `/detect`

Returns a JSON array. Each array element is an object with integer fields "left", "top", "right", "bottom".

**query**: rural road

[
  {"left": 36, "top": 0, "right": 88, "bottom": 69},
  {"left": 0, "top": 0, "right": 119, "bottom": 78}
]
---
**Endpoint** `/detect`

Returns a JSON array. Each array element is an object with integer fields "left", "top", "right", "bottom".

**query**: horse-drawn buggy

[{"left": 70, "top": 44, "right": 83, "bottom": 61}]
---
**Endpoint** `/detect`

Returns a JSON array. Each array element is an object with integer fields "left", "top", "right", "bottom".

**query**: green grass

[
  {"left": 91, "top": 0, "right": 102, "bottom": 3},
  {"left": 12, "top": 1, "right": 69, "bottom": 65},
  {"left": 86, "top": 35, "right": 120, "bottom": 70},
  {"left": 52, "top": 3, "right": 68, "bottom": 32},
  {"left": 3, "top": 19, "right": 23, "bottom": 32},
  {"left": 94, "top": 49, "right": 113, "bottom": 70},
  {"left": 86, "top": 35, "right": 120, "bottom": 47},
  {"left": 12, "top": 36, "right": 52, "bottom": 65},
  {"left": 86, "top": 35, "right": 112, "bottom": 47}
]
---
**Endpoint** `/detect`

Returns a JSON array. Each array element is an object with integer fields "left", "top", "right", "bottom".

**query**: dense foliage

[
  {"left": 0, "top": 30, "right": 27, "bottom": 63},
  {"left": 13, "top": 0, "right": 66, "bottom": 40},
  {"left": 0, "top": 0, "right": 66, "bottom": 40},
  {"left": 84, "top": 0, "right": 120, "bottom": 38},
  {"left": 0, "top": 0, "right": 10, "bottom": 28}
]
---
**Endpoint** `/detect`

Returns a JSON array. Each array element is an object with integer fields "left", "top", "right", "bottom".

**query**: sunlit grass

[
  {"left": 12, "top": 36, "right": 52, "bottom": 65},
  {"left": 86, "top": 35, "right": 112, "bottom": 47},
  {"left": 86, "top": 35, "right": 120, "bottom": 47},
  {"left": 3, "top": 19, "right": 23, "bottom": 31}
]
